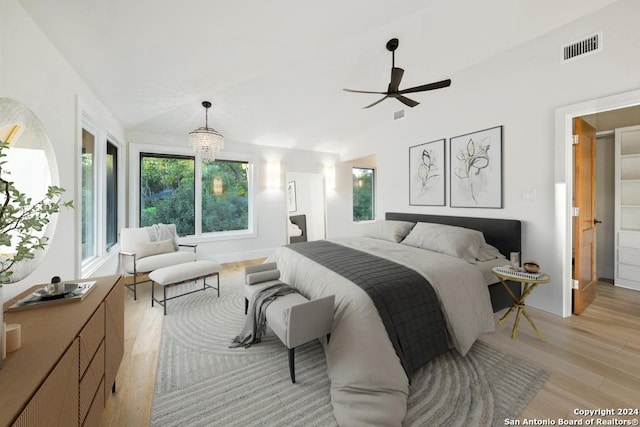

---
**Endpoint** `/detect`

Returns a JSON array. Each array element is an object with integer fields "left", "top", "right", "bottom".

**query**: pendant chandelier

[{"left": 189, "top": 101, "right": 224, "bottom": 161}]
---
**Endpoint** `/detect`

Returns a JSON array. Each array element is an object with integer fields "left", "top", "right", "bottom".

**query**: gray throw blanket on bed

[
  {"left": 230, "top": 283, "right": 299, "bottom": 348},
  {"left": 287, "top": 240, "right": 448, "bottom": 378}
]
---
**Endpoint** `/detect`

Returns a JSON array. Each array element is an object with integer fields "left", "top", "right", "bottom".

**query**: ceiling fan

[{"left": 343, "top": 38, "right": 451, "bottom": 109}]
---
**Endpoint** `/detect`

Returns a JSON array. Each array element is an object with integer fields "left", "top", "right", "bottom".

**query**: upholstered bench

[
  {"left": 149, "top": 260, "right": 221, "bottom": 315},
  {"left": 244, "top": 263, "right": 334, "bottom": 383}
]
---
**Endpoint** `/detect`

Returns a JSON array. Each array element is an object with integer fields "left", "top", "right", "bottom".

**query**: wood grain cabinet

[{"left": 0, "top": 275, "right": 124, "bottom": 427}]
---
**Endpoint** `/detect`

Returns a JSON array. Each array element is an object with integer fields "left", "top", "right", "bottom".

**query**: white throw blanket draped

[{"left": 146, "top": 223, "right": 179, "bottom": 250}]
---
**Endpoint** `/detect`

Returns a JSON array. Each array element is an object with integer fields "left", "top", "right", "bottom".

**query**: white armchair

[{"left": 120, "top": 224, "right": 197, "bottom": 300}]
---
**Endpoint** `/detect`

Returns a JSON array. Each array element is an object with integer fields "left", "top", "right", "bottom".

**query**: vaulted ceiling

[{"left": 19, "top": 0, "right": 617, "bottom": 156}]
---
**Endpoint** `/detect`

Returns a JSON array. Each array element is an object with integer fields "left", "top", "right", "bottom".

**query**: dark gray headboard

[
  {"left": 289, "top": 214, "right": 307, "bottom": 243},
  {"left": 385, "top": 212, "right": 521, "bottom": 258}
]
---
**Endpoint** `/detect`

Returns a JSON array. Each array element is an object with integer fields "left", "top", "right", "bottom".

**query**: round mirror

[{"left": 0, "top": 98, "right": 57, "bottom": 283}]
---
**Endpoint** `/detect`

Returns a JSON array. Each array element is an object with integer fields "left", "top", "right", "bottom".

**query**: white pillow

[
  {"left": 135, "top": 238, "right": 175, "bottom": 259},
  {"left": 246, "top": 269, "right": 281, "bottom": 285},
  {"left": 362, "top": 220, "right": 415, "bottom": 243},
  {"left": 400, "top": 222, "right": 486, "bottom": 264},
  {"left": 476, "top": 243, "right": 506, "bottom": 262}
]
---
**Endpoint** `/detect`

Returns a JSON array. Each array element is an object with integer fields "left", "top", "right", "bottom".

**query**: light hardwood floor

[{"left": 101, "top": 265, "right": 640, "bottom": 426}]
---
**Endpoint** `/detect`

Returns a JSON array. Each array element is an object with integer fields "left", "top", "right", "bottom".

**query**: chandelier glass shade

[{"left": 189, "top": 101, "right": 224, "bottom": 161}]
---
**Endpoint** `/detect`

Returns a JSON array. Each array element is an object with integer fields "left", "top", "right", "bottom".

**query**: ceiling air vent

[
  {"left": 393, "top": 109, "right": 405, "bottom": 121},
  {"left": 562, "top": 31, "right": 602, "bottom": 63}
]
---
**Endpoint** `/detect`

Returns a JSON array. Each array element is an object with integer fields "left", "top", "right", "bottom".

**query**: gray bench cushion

[
  {"left": 135, "top": 251, "right": 197, "bottom": 273},
  {"left": 265, "top": 293, "right": 309, "bottom": 345},
  {"left": 149, "top": 260, "right": 221, "bottom": 286}
]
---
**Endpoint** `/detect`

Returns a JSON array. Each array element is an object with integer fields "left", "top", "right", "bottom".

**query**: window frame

[
  {"left": 77, "top": 108, "right": 124, "bottom": 278},
  {"left": 129, "top": 142, "right": 256, "bottom": 243},
  {"left": 105, "top": 140, "right": 119, "bottom": 250}
]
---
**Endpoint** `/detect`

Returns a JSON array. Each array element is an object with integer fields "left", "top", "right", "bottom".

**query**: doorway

[
  {"left": 285, "top": 172, "right": 326, "bottom": 243},
  {"left": 579, "top": 106, "right": 640, "bottom": 283},
  {"left": 555, "top": 89, "right": 640, "bottom": 317}
]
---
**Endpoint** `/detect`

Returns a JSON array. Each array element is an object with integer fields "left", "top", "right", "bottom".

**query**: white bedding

[{"left": 269, "top": 237, "right": 496, "bottom": 426}]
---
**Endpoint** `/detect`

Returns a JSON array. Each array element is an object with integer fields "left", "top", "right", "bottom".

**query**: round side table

[{"left": 491, "top": 267, "right": 550, "bottom": 341}]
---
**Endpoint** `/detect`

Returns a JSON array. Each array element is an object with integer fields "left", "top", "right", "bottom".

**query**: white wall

[
  {"left": 338, "top": 0, "right": 640, "bottom": 315},
  {"left": 1, "top": 0, "right": 126, "bottom": 301}
]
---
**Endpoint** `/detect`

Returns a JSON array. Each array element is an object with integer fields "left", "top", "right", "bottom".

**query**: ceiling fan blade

[
  {"left": 363, "top": 96, "right": 389, "bottom": 109},
  {"left": 343, "top": 88, "right": 388, "bottom": 95},
  {"left": 398, "top": 78, "right": 452, "bottom": 94},
  {"left": 396, "top": 95, "right": 419, "bottom": 108},
  {"left": 388, "top": 67, "right": 404, "bottom": 93}
]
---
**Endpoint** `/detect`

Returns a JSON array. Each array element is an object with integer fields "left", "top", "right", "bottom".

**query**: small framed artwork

[
  {"left": 287, "top": 180, "right": 297, "bottom": 212},
  {"left": 409, "top": 139, "right": 446, "bottom": 206},
  {"left": 449, "top": 125, "right": 503, "bottom": 208}
]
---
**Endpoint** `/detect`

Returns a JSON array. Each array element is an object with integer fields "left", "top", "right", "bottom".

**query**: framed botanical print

[
  {"left": 449, "top": 125, "right": 503, "bottom": 208},
  {"left": 287, "top": 180, "right": 297, "bottom": 212},
  {"left": 409, "top": 139, "right": 446, "bottom": 206}
]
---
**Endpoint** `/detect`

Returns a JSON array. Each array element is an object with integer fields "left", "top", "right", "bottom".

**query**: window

[
  {"left": 79, "top": 108, "right": 122, "bottom": 277},
  {"left": 201, "top": 160, "right": 249, "bottom": 233},
  {"left": 140, "top": 154, "right": 195, "bottom": 235},
  {"left": 138, "top": 152, "right": 251, "bottom": 237},
  {"left": 353, "top": 167, "right": 374, "bottom": 221}
]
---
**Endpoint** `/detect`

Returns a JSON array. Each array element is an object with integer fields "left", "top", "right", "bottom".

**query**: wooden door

[{"left": 573, "top": 117, "right": 597, "bottom": 314}]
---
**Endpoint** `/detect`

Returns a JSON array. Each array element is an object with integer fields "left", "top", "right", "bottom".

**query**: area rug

[{"left": 151, "top": 275, "right": 548, "bottom": 427}]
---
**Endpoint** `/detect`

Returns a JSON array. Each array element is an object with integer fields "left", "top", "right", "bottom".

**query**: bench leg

[
  {"left": 151, "top": 281, "right": 155, "bottom": 307},
  {"left": 163, "top": 285, "right": 167, "bottom": 316},
  {"left": 244, "top": 298, "right": 249, "bottom": 315},
  {"left": 289, "top": 348, "right": 296, "bottom": 383}
]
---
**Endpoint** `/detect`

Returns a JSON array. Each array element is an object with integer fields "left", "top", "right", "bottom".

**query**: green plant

[{"left": 0, "top": 141, "right": 73, "bottom": 284}]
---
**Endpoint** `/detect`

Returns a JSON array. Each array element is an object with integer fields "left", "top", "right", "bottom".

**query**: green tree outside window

[{"left": 353, "top": 167, "right": 374, "bottom": 221}]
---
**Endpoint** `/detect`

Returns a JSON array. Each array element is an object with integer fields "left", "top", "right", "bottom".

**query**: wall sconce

[
  {"left": 266, "top": 160, "right": 281, "bottom": 188},
  {"left": 324, "top": 165, "right": 336, "bottom": 190},
  {"left": 212, "top": 176, "right": 223, "bottom": 196}
]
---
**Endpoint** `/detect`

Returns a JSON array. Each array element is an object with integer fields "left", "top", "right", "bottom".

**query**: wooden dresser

[{"left": 0, "top": 275, "right": 124, "bottom": 427}]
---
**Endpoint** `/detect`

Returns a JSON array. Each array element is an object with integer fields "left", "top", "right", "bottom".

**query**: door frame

[{"left": 555, "top": 88, "right": 640, "bottom": 317}]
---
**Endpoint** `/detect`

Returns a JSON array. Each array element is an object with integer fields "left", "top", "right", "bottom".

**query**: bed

[{"left": 268, "top": 212, "right": 521, "bottom": 426}]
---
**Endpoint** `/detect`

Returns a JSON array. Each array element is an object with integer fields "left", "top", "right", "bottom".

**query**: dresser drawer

[
  {"left": 79, "top": 303, "right": 105, "bottom": 375},
  {"left": 82, "top": 377, "right": 105, "bottom": 427},
  {"left": 619, "top": 248, "right": 640, "bottom": 267},
  {"left": 619, "top": 231, "right": 640, "bottom": 249},
  {"left": 618, "top": 263, "right": 640, "bottom": 282},
  {"left": 80, "top": 339, "right": 105, "bottom": 423}
]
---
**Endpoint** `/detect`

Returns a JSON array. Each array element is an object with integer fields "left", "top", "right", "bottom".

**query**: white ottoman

[{"left": 149, "top": 260, "right": 221, "bottom": 315}]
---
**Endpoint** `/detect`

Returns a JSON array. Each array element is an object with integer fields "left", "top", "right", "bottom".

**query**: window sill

[
  {"left": 81, "top": 243, "right": 121, "bottom": 278},
  {"left": 178, "top": 229, "right": 257, "bottom": 245}
]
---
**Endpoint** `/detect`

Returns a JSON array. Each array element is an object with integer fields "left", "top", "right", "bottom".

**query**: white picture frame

[
  {"left": 450, "top": 125, "right": 503, "bottom": 208},
  {"left": 409, "top": 139, "right": 446, "bottom": 206},
  {"left": 287, "top": 180, "right": 297, "bottom": 212}
]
